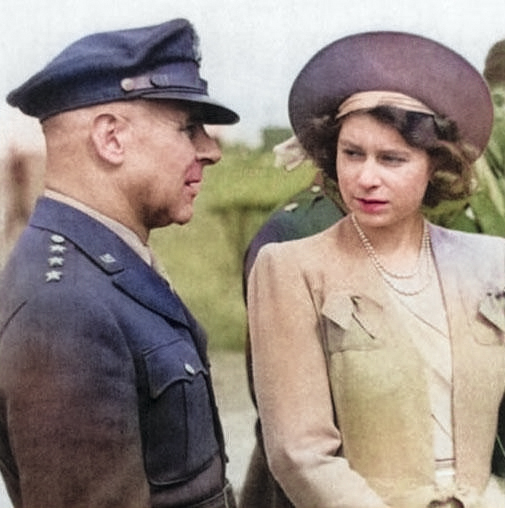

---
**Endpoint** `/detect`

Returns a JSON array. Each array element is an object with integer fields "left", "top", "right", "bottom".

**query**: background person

[
  {"left": 427, "top": 38, "right": 505, "bottom": 235},
  {"left": 246, "top": 31, "right": 505, "bottom": 508},
  {"left": 0, "top": 19, "right": 239, "bottom": 508}
]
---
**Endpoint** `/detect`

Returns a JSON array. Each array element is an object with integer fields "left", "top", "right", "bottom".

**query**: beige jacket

[{"left": 248, "top": 216, "right": 505, "bottom": 508}]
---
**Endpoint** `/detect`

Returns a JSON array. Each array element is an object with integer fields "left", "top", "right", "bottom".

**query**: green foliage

[
  {"left": 261, "top": 126, "right": 293, "bottom": 152},
  {"left": 150, "top": 143, "right": 316, "bottom": 351}
]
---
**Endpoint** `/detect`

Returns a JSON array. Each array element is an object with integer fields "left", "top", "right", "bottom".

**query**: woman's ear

[{"left": 90, "top": 113, "right": 127, "bottom": 165}]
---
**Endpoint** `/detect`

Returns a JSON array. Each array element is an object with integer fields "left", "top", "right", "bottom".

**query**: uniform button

[
  {"left": 283, "top": 202, "right": 299, "bottom": 212},
  {"left": 120, "top": 78, "right": 135, "bottom": 91},
  {"left": 184, "top": 363, "right": 196, "bottom": 375},
  {"left": 50, "top": 234, "right": 65, "bottom": 243}
]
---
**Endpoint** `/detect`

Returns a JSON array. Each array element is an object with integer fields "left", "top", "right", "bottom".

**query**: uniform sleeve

[
  {"left": 0, "top": 290, "right": 149, "bottom": 508},
  {"left": 248, "top": 244, "right": 388, "bottom": 508}
]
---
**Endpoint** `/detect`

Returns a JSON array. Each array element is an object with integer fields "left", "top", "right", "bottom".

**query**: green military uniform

[{"left": 243, "top": 182, "right": 344, "bottom": 282}]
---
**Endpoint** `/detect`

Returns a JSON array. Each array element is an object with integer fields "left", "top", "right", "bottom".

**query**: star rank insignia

[
  {"left": 48, "top": 256, "right": 64, "bottom": 267},
  {"left": 49, "top": 244, "right": 67, "bottom": 254},
  {"left": 45, "top": 270, "right": 63, "bottom": 282}
]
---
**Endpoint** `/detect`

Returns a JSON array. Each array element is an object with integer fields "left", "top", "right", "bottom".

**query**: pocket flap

[
  {"left": 144, "top": 341, "right": 206, "bottom": 398},
  {"left": 322, "top": 292, "right": 385, "bottom": 338},
  {"left": 479, "top": 291, "right": 505, "bottom": 332},
  {"left": 321, "top": 293, "right": 354, "bottom": 329}
]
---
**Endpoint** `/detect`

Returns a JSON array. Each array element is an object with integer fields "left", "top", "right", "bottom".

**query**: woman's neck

[{"left": 351, "top": 213, "right": 427, "bottom": 274}]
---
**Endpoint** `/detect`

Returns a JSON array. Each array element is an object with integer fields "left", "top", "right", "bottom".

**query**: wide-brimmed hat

[
  {"left": 7, "top": 18, "right": 239, "bottom": 125},
  {"left": 288, "top": 31, "right": 492, "bottom": 159}
]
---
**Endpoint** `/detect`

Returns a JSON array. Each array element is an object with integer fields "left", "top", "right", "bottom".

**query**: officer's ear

[{"left": 90, "top": 112, "right": 127, "bottom": 166}]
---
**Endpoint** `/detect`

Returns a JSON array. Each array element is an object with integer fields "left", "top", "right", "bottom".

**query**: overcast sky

[{"left": 1, "top": 0, "right": 505, "bottom": 145}]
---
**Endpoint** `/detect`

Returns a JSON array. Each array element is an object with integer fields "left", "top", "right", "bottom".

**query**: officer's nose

[{"left": 194, "top": 126, "right": 222, "bottom": 166}]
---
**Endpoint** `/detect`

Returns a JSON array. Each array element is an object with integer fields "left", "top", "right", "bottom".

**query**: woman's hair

[{"left": 297, "top": 105, "right": 478, "bottom": 207}]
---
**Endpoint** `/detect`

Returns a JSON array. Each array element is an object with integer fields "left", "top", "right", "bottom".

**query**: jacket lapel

[{"left": 111, "top": 264, "right": 189, "bottom": 327}]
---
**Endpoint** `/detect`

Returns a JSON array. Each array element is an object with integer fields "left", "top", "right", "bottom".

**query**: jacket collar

[{"left": 29, "top": 197, "right": 189, "bottom": 327}]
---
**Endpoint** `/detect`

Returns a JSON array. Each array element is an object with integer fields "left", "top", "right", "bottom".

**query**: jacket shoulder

[
  {"left": 430, "top": 222, "right": 505, "bottom": 251},
  {"left": 0, "top": 226, "right": 108, "bottom": 327}
]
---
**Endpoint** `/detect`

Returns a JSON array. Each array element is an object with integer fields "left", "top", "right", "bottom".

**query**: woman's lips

[{"left": 356, "top": 197, "right": 388, "bottom": 213}]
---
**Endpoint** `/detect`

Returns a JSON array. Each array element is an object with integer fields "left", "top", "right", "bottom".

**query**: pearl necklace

[{"left": 351, "top": 214, "right": 433, "bottom": 296}]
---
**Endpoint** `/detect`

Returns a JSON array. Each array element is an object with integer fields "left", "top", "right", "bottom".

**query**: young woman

[{"left": 245, "top": 32, "right": 505, "bottom": 508}]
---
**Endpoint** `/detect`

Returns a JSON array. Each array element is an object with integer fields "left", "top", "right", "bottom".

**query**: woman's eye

[
  {"left": 381, "top": 153, "right": 407, "bottom": 164},
  {"left": 343, "top": 148, "right": 362, "bottom": 158}
]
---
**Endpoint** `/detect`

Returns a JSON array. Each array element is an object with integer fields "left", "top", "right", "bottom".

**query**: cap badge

[{"left": 192, "top": 32, "right": 202, "bottom": 63}]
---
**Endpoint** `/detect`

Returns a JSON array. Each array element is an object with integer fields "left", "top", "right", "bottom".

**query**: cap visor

[{"left": 140, "top": 90, "right": 239, "bottom": 125}]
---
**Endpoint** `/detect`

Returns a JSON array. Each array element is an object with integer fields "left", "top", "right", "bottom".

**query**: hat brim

[
  {"left": 289, "top": 31, "right": 493, "bottom": 158},
  {"left": 140, "top": 90, "right": 239, "bottom": 125},
  {"left": 7, "top": 81, "right": 239, "bottom": 126}
]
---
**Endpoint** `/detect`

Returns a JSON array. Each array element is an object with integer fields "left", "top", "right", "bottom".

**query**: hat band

[
  {"left": 336, "top": 91, "right": 435, "bottom": 119},
  {"left": 120, "top": 69, "right": 207, "bottom": 95}
]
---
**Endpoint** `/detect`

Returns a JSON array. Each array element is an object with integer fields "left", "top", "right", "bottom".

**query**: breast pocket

[
  {"left": 322, "top": 293, "right": 387, "bottom": 353},
  {"left": 473, "top": 291, "right": 505, "bottom": 345},
  {"left": 142, "top": 339, "right": 219, "bottom": 485}
]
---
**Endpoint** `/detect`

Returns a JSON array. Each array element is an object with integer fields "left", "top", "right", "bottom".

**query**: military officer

[{"left": 0, "top": 18, "right": 239, "bottom": 508}]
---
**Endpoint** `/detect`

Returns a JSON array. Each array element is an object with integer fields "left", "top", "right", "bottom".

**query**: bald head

[
  {"left": 41, "top": 102, "right": 140, "bottom": 231},
  {"left": 42, "top": 108, "right": 92, "bottom": 169}
]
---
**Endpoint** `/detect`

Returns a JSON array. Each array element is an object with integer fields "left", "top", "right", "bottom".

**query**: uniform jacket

[
  {"left": 243, "top": 185, "right": 344, "bottom": 283},
  {"left": 248, "top": 215, "right": 505, "bottom": 508},
  {"left": 0, "top": 197, "right": 229, "bottom": 508}
]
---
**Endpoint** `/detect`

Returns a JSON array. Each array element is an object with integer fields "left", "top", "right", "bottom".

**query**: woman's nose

[{"left": 357, "top": 158, "right": 381, "bottom": 187}]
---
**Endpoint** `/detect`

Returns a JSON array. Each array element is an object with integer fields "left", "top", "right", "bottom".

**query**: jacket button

[{"left": 184, "top": 363, "right": 196, "bottom": 375}]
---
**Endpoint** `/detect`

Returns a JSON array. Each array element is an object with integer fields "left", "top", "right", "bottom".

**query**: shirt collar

[{"left": 44, "top": 189, "right": 152, "bottom": 266}]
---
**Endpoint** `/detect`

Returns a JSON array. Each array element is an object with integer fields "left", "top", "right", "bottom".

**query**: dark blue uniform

[{"left": 0, "top": 197, "right": 232, "bottom": 508}]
